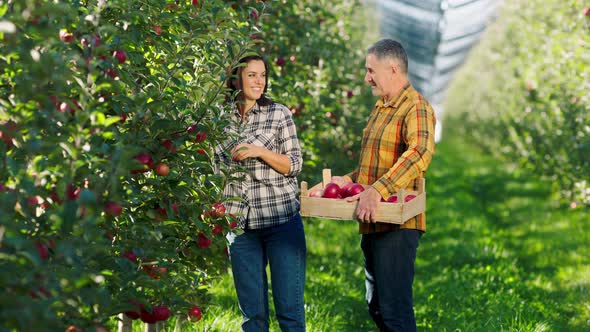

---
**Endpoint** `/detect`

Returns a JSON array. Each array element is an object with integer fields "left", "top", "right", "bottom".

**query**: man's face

[{"left": 364, "top": 53, "right": 395, "bottom": 99}]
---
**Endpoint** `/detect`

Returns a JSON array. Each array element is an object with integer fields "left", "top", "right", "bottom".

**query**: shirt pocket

[{"left": 246, "top": 130, "right": 276, "bottom": 151}]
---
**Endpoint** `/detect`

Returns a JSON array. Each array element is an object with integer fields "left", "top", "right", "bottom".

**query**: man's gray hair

[{"left": 367, "top": 39, "right": 408, "bottom": 74}]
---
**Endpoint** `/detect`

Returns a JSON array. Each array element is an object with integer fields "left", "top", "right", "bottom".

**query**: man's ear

[{"left": 390, "top": 59, "right": 398, "bottom": 76}]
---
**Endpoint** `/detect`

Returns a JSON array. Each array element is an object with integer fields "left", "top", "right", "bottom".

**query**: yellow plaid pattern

[{"left": 347, "top": 84, "right": 436, "bottom": 233}]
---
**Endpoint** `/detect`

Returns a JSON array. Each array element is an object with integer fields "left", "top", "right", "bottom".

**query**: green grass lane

[{"left": 198, "top": 125, "right": 589, "bottom": 331}]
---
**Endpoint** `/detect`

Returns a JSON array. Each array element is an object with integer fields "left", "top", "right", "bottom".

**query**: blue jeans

[
  {"left": 228, "top": 213, "right": 306, "bottom": 332},
  {"left": 361, "top": 229, "right": 421, "bottom": 332}
]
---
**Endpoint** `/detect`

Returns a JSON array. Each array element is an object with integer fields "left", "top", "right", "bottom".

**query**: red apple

[
  {"left": 66, "top": 184, "right": 81, "bottom": 200},
  {"left": 250, "top": 9, "right": 259, "bottom": 20},
  {"left": 152, "top": 25, "right": 162, "bottom": 35},
  {"left": 192, "top": 0, "right": 199, "bottom": 6},
  {"left": 36, "top": 242, "right": 49, "bottom": 261},
  {"left": 140, "top": 307, "right": 159, "bottom": 324},
  {"left": 347, "top": 90, "right": 354, "bottom": 98},
  {"left": 59, "top": 30, "right": 74, "bottom": 43},
  {"left": 584, "top": 7, "right": 590, "bottom": 16},
  {"left": 346, "top": 184, "right": 365, "bottom": 197},
  {"left": 188, "top": 305, "right": 202, "bottom": 322},
  {"left": 212, "top": 224, "right": 223, "bottom": 236},
  {"left": 81, "top": 34, "right": 101, "bottom": 47},
  {"left": 186, "top": 123, "right": 198, "bottom": 134},
  {"left": 144, "top": 265, "right": 167, "bottom": 279},
  {"left": 322, "top": 183, "right": 340, "bottom": 199},
  {"left": 124, "top": 300, "right": 143, "bottom": 320},
  {"left": 275, "top": 57, "right": 286, "bottom": 66},
  {"left": 160, "top": 139, "right": 177, "bottom": 152},
  {"left": 404, "top": 194, "right": 416, "bottom": 202},
  {"left": 121, "top": 251, "right": 138, "bottom": 263},
  {"left": 338, "top": 182, "right": 354, "bottom": 198},
  {"left": 385, "top": 195, "right": 398, "bottom": 203},
  {"left": 104, "top": 68, "right": 118, "bottom": 79},
  {"left": 155, "top": 163, "right": 170, "bottom": 176},
  {"left": 131, "top": 153, "right": 153, "bottom": 174},
  {"left": 152, "top": 305, "right": 171, "bottom": 321},
  {"left": 213, "top": 202, "right": 226, "bottom": 217},
  {"left": 197, "top": 233, "right": 211, "bottom": 249},
  {"left": 27, "top": 196, "right": 39, "bottom": 208},
  {"left": 250, "top": 33, "right": 263, "bottom": 45},
  {"left": 59, "top": 100, "right": 79, "bottom": 115},
  {"left": 29, "top": 286, "right": 51, "bottom": 299},
  {"left": 113, "top": 50, "right": 127, "bottom": 64},
  {"left": 195, "top": 131, "right": 207, "bottom": 143},
  {"left": 104, "top": 201, "right": 123, "bottom": 217},
  {"left": 0, "top": 120, "right": 17, "bottom": 148}
]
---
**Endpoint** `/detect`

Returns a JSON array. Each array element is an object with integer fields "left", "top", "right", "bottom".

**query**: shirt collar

[
  {"left": 376, "top": 83, "right": 412, "bottom": 110},
  {"left": 231, "top": 102, "right": 264, "bottom": 117}
]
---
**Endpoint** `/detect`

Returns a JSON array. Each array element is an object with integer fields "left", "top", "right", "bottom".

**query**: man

[{"left": 339, "top": 39, "right": 436, "bottom": 331}]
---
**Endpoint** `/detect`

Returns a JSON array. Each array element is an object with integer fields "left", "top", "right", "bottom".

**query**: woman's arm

[{"left": 231, "top": 144, "right": 291, "bottom": 175}]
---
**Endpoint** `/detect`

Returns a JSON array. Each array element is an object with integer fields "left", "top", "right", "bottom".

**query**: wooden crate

[{"left": 300, "top": 169, "right": 426, "bottom": 224}]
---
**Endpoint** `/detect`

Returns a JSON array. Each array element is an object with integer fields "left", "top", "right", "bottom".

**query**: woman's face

[{"left": 239, "top": 59, "right": 266, "bottom": 103}]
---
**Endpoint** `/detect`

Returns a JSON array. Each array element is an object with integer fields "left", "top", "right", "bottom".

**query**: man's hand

[
  {"left": 231, "top": 144, "right": 266, "bottom": 161},
  {"left": 346, "top": 186, "right": 382, "bottom": 223}
]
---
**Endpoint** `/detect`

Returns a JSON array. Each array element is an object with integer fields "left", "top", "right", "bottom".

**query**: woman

[{"left": 214, "top": 55, "right": 306, "bottom": 332}]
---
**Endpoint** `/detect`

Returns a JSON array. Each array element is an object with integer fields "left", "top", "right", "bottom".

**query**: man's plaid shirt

[
  {"left": 346, "top": 84, "right": 436, "bottom": 234},
  {"left": 214, "top": 102, "right": 303, "bottom": 230}
]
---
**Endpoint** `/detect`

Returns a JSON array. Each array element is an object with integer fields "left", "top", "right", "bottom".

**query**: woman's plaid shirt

[
  {"left": 347, "top": 84, "right": 436, "bottom": 234},
  {"left": 214, "top": 102, "right": 303, "bottom": 230}
]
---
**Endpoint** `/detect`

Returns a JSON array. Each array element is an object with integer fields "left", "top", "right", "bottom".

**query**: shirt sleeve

[
  {"left": 372, "top": 100, "right": 436, "bottom": 197},
  {"left": 277, "top": 106, "right": 303, "bottom": 177},
  {"left": 344, "top": 170, "right": 358, "bottom": 183}
]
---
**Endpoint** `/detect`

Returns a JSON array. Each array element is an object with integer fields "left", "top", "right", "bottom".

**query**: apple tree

[{"left": 0, "top": 0, "right": 262, "bottom": 330}]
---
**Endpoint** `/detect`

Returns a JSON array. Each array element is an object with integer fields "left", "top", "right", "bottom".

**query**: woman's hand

[
  {"left": 231, "top": 143, "right": 292, "bottom": 175},
  {"left": 231, "top": 144, "right": 267, "bottom": 161}
]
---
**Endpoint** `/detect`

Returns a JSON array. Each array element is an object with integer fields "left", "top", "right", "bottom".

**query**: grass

[{"left": 120, "top": 120, "right": 590, "bottom": 331}]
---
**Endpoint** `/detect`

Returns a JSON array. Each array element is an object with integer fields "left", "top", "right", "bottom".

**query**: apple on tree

[
  {"left": 131, "top": 152, "right": 153, "bottom": 174},
  {"left": 195, "top": 131, "right": 207, "bottom": 143},
  {"left": 197, "top": 233, "right": 212, "bottom": 249},
  {"left": 154, "top": 162, "right": 170, "bottom": 176},
  {"left": 104, "top": 201, "right": 123, "bottom": 217},
  {"left": 152, "top": 305, "right": 171, "bottom": 321},
  {"left": 188, "top": 305, "right": 202, "bottom": 322},
  {"left": 113, "top": 50, "right": 127, "bottom": 64}
]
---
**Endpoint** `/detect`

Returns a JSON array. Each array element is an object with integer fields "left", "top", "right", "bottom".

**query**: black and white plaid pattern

[{"left": 214, "top": 102, "right": 302, "bottom": 230}]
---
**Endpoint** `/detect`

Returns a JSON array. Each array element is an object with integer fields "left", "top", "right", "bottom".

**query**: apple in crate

[
  {"left": 338, "top": 182, "right": 354, "bottom": 198},
  {"left": 308, "top": 189, "right": 324, "bottom": 197},
  {"left": 322, "top": 183, "right": 341, "bottom": 199},
  {"left": 384, "top": 195, "right": 397, "bottom": 203},
  {"left": 383, "top": 194, "right": 416, "bottom": 203},
  {"left": 346, "top": 184, "right": 365, "bottom": 197}
]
